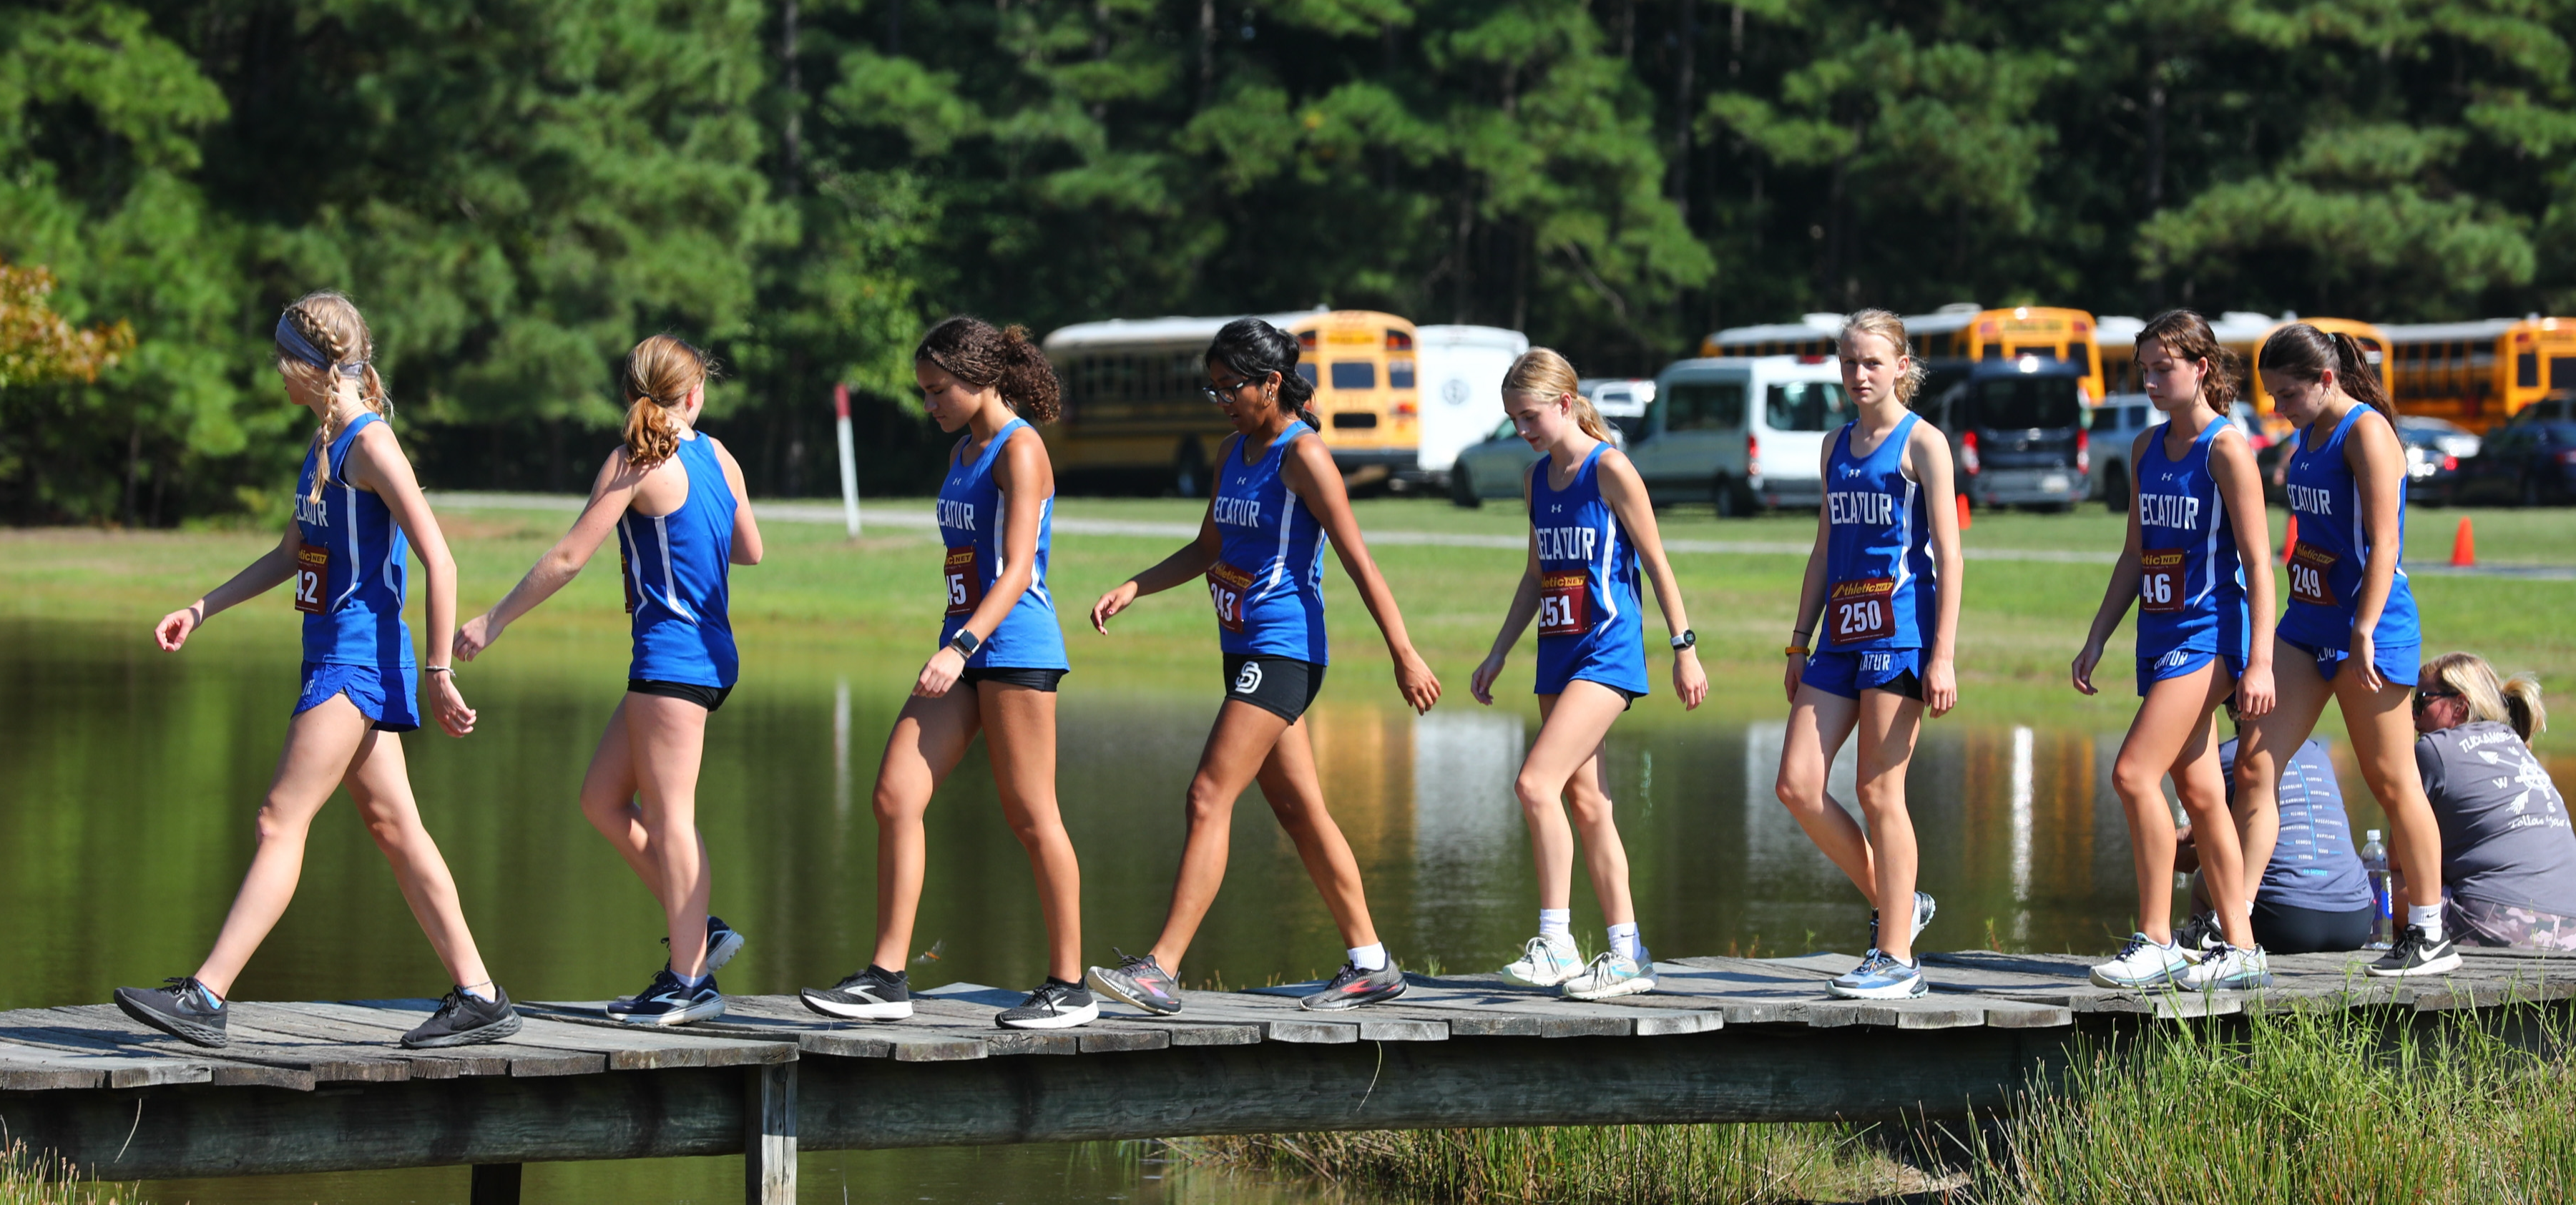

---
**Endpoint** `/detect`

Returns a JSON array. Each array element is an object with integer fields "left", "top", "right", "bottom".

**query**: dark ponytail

[
  {"left": 916, "top": 315, "right": 1062, "bottom": 423},
  {"left": 1205, "top": 318, "right": 1321, "bottom": 431},
  {"left": 2259, "top": 323, "right": 2393, "bottom": 427},
  {"left": 2137, "top": 309, "right": 2240, "bottom": 416}
]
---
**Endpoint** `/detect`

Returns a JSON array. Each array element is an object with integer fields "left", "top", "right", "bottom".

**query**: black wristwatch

[
  {"left": 1670, "top": 629, "right": 1697, "bottom": 651},
  {"left": 949, "top": 629, "right": 981, "bottom": 657}
]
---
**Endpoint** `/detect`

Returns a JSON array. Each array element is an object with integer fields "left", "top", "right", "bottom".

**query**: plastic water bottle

[{"left": 2361, "top": 830, "right": 2393, "bottom": 949}]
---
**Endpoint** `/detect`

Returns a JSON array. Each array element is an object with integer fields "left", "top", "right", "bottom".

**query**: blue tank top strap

[
  {"left": 293, "top": 411, "right": 412, "bottom": 667},
  {"left": 1208, "top": 421, "right": 1328, "bottom": 663},
  {"left": 1821, "top": 413, "right": 1931, "bottom": 651},
  {"left": 2280, "top": 403, "right": 2417, "bottom": 654},
  {"left": 936, "top": 417, "right": 1067, "bottom": 670},
  {"left": 620, "top": 433, "right": 740, "bottom": 689}
]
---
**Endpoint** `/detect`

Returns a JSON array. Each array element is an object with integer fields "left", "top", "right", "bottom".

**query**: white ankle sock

[
  {"left": 1607, "top": 923, "right": 1642, "bottom": 962},
  {"left": 1348, "top": 943, "right": 1388, "bottom": 972},
  {"left": 2408, "top": 904, "right": 2444, "bottom": 942},
  {"left": 1539, "top": 909, "right": 1572, "bottom": 939}
]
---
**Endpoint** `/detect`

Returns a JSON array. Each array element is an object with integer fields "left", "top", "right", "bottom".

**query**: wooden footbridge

[{"left": 4, "top": 949, "right": 2567, "bottom": 1204}]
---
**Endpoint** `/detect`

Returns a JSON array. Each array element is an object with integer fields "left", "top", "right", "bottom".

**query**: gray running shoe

[
  {"left": 1868, "top": 891, "right": 1938, "bottom": 950},
  {"left": 996, "top": 980, "right": 1099, "bottom": 1030},
  {"left": 1300, "top": 960, "right": 1407, "bottom": 1011},
  {"left": 1088, "top": 950, "right": 1183, "bottom": 1015},
  {"left": 401, "top": 985, "right": 522, "bottom": 1048},
  {"left": 114, "top": 977, "right": 227, "bottom": 1048},
  {"left": 2366, "top": 925, "right": 2462, "bottom": 978},
  {"left": 800, "top": 965, "right": 912, "bottom": 1020}
]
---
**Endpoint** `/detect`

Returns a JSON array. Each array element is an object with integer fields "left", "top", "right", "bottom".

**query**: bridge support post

[
  {"left": 468, "top": 1163, "right": 521, "bottom": 1205},
  {"left": 744, "top": 1062, "right": 796, "bottom": 1205}
]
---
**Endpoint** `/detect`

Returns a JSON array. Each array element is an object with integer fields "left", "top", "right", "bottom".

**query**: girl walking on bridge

[
  {"left": 1086, "top": 318, "right": 1442, "bottom": 1015},
  {"left": 454, "top": 334, "right": 764, "bottom": 1025},
  {"left": 117, "top": 292, "right": 521, "bottom": 1051},
  {"left": 1469, "top": 349, "right": 1705, "bottom": 1000},
  {"left": 1774, "top": 309, "right": 1963, "bottom": 1001},
  {"left": 798, "top": 318, "right": 1094, "bottom": 1031},
  {"left": 2070, "top": 310, "right": 2278, "bottom": 991}
]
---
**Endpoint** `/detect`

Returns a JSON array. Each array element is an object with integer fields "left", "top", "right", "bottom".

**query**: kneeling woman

[
  {"left": 2409, "top": 653, "right": 2576, "bottom": 950},
  {"left": 799, "top": 318, "right": 1092, "bottom": 1030},
  {"left": 1469, "top": 349, "right": 1705, "bottom": 1000},
  {"left": 1087, "top": 318, "right": 1442, "bottom": 1014},
  {"left": 456, "top": 335, "right": 763, "bottom": 1024}
]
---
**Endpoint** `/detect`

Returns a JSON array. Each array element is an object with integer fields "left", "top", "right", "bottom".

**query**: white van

[
  {"left": 1637, "top": 357, "right": 1852, "bottom": 514},
  {"left": 1413, "top": 325, "right": 1529, "bottom": 477}
]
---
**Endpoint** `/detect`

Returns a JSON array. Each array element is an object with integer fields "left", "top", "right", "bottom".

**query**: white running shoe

[
  {"left": 1501, "top": 934, "right": 1585, "bottom": 988},
  {"left": 2178, "top": 942, "right": 2272, "bottom": 992},
  {"left": 1562, "top": 950, "right": 1655, "bottom": 1000},
  {"left": 2089, "top": 933, "right": 2195, "bottom": 988}
]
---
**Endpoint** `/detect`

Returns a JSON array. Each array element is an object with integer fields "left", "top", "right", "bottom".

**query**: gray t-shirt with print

[{"left": 2417, "top": 720, "right": 2576, "bottom": 918}]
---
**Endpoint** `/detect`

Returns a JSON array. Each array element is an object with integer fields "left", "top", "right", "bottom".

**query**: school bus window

[
  {"left": 1384, "top": 329, "right": 1413, "bottom": 351},
  {"left": 2519, "top": 352, "right": 2539, "bottom": 388},
  {"left": 1331, "top": 362, "right": 1376, "bottom": 390},
  {"left": 1332, "top": 412, "right": 1379, "bottom": 429},
  {"left": 2554, "top": 355, "right": 2576, "bottom": 390},
  {"left": 1389, "top": 359, "right": 1416, "bottom": 388}
]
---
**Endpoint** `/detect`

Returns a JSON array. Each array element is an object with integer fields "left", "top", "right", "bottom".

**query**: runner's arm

[
  {"left": 1471, "top": 464, "right": 1544, "bottom": 706},
  {"left": 1599, "top": 449, "right": 1705, "bottom": 709},
  {"left": 1092, "top": 488, "right": 1220, "bottom": 632},
  {"left": 957, "top": 428, "right": 1049, "bottom": 646},
  {"left": 155, "top": 509, "right": 303, "bottom": 650},
  {"left": 346, "top": 421, "right": 476, "bottom": 734},
  {"left": 456, "top": 449, "right": 645, "bottom": 659},
  {"left": 2210, "top": 427, "right": 2276, "bottom": 714},
  {"left": 1783, "top": 442, "right": 1833, "bottom": 703},
  {"left": 1910, "top": 420, "right": 1964, "bottom": 717},
  {"left": 2072, "top": 428, "right": 2152, "bottom": 694},
  {"left": 1283, "top": 435, "right": 1441, "bottom": 713},
  {"left": 708, "top": 436, "right": 764, "bottom": 566}
]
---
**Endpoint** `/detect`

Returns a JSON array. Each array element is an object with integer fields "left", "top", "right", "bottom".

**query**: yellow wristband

[{"left": 1783, "top": 644, "right": 1811, "bottom": 657}]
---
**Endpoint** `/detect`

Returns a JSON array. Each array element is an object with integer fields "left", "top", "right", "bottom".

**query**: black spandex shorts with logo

[
  {"left": 961, "top": 667, "right": 1067, "bottom": 692},
  {"left": 629, "top": 679, "right": 735, "bottom": 713},
  {"left": 1221, "top": 654, "right": 1328, "bottom": 723}
]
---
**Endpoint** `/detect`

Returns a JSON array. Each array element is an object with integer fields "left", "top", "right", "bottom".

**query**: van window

[
  {"left": 1764, "top": 381, "right": 1853, "bottom": 431},
  {"left": 1970, "top": 376, "right": 2082, "bottom": 430},
  {"left": 1664, "top": 382, "right": 1746, "bottom": 431},
  {"left": 1330, "top": 362, "right": 1376, "bottom": 390}
]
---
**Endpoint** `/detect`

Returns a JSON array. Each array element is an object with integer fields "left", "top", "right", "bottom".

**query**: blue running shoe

[
  {"left": 1827, "top": 949, "right": 1926, "bottom": 1000},
  {"left": 663, "top": 915, "right": 745, "bottom": 974},
  {"left": 607, "top": 968, "right": 725, "bottom": 1026}
]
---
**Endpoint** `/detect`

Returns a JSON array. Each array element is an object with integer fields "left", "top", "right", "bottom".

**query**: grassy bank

[
  {"left": 0, "top": 1144, "right": 124, "bottom": 1205},
  {"left": 1177, "top": 1002, "right": 2576, "bottom": 1205}
]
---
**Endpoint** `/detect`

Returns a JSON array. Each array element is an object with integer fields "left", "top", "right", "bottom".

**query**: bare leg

[
  {"left": 978, "top": 682, "right": 1084, "bottom": 983},
  {"left": 622, "top": 694, "right": 712, "bottom": 977},
  {"left": 2335, "top": 668, "right": 2444, "bottom": 903},
  {"left": 1853, "top": 689, "right": 1924, "bottom": 962},
  {"left": 2235, "top": 654, "right": 2333, "bottom": 908},
  {"left": 1252, "top": 717, "right": 1380, "bottom": 951},
  {"left": 1147, "top": 699, "right": 1295, "bottom": 975},
  {"left": 866, "top": 688, "right": 983, "bottom": 973},
  {"left": 1518, "top": 682, "right": 1635, "bottom": 923},
  {"left": 341, "top": 728, "right": 494, "bottom": 990},
  {"left": 1773, "top": 685, "right": 1876, "bottom": 902},
  {"left": 578, "top": 697, "right": 711, "bottom": 902},
  {"left": 2112, "top": 663, "right": 2241, "bottom": 945},
  {"left": 192, "top": 696, "right": 374, "bottom": 998}
]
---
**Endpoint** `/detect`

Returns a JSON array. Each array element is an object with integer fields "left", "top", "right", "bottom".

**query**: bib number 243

[
  {"left": 1829, "top": 577, "right": 1897, "bottom": 643},
  {"left": 1208, "top": 563, "right": 1253, "bottom": 634}
]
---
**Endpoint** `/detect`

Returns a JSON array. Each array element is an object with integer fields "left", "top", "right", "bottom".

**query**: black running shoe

[
  {"left": 401, "top": 985, "right": 523, "bottom": 1048},
  {"left": 113, "top": 977, "right": 227, "bottom": 1048},
  {"left": 996, "top": 980, "right": 1099, "bottom": 1030},
  {"left": 800, "top": 965, "right": 911, "bottom": 1020},
  {"left": 606, "top": 968, "right": 724, "bottom": 1026},
  {"left": 2368, "top": 925, "right": 2464, "bottom": 978},
  {"left": 1299, "top": 960, "right": 1407, "bottom": 1011},
  {"left": 663, "top": 914, "right": 745, "bottom": 974},
  {"left": 2173, "top": 910, "right": 2223, "bottom": 963},
  {"left": 1087, "top": 949, "right": 1182, "bottom": 1015}
]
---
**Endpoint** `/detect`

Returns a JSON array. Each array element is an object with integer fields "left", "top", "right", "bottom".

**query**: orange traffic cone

[
  {"left": 1956, "top": 492, "right": 1972, "bottom": 531},
  {"left": 2281, "top": 514, "right": 2298, "bottom": 564},
  {"left": 2452, "top": 516, "right": 2476, "bottom": 567}
]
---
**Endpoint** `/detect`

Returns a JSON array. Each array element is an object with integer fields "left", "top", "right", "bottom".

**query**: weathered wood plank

[
  {"left": 745, "top": 1063, "right": 795, "bottom": 1205},
  {"left": 0, "top": 1041, "right": 216, "bottom": 1091},
  {"left": 713, "top": 998, "right": 989, "bottom": 1061},
  {"left": 458, "top": 1003, "right": 796, "bottom": 1071},
  {"left": 1, "top": 1015, "right": 320, "bottom": 1090}
]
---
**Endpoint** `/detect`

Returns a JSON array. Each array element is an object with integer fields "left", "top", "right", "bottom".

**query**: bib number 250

[
  {"left": 293, "top": 543, "right": 329, "bottom": 615},
  {"left": 1828, "top": 577, "right": 1896, "bottom": 643}
]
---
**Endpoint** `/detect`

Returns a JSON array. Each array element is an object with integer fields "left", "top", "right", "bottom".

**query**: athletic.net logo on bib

[
  {"left": 1207, "top": 563, "right": 1254, "bottom": 634},
  {"left": 1828, "top": 576, "right": 1896, "bottom": 643},
  {"left": 2137, "top": 549, "right": 2186, "bottom": 614},
  {"left": 1537, "top": 571, "right": 1589, "bottom": 636}
]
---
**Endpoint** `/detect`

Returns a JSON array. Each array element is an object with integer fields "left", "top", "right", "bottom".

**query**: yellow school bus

[
  {"left": 1703, "top": 304, "right": 2105, "bottom": 403},
  {"left": 2380, "top": 317, "right": 2576, "bottom": 432},
  {"left": 2100, "top": 313, "right": 2390, "bottom": 423},
  {"left": 1042, "top": 309, "right": 1420, "bottom": 492}
]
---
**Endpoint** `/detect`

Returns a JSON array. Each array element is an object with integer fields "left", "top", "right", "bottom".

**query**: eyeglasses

[
  {"left": 2411, "top": 686, "right": 2461, "bottom": 712},
  {"left": 1201, "top": 375, "right": 1269, "bottom": 405}
]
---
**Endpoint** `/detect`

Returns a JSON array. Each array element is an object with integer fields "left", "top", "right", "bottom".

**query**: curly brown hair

[{"left": 916, "top": 316, "right": 1061, "bottom": 423}]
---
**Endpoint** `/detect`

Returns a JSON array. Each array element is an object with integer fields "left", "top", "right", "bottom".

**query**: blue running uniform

[
  {"left": 618, "top": 433, "right": 740, "bottom": 690},
  {"left": 935, "top": 419, "right": 1068, "bottom": 671},
  {"left": 1808, "top": 415, "right": 1936, "bottom": 699},
  {"left": 2132, "top": 420, "right": 2250, "bottom": 694},
  {"left": 290, "top": 413, "right": 418, "bottom": 729},
  {"left": 1529, "top": 443, "right": 1649, "bottom": 697},
  {"left": 2280, "top": 405, "right": 2419, "bottom": 683},
  {"left": 1208, "top": 423, "right": 1329, "bottom": 664}
]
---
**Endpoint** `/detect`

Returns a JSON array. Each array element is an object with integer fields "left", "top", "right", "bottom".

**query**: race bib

[
  {"left": 1537, "top": 571, "right": 1589, "bottom": 637},
  {"left": 292, "top": 543, "right": 329, "bottom": 615},
  {"left": 944, "top": 546, "right": 984, "bottom": 616},
  {"left": 2138, "top": 549, "right": 2185, "bottom": 614},
  {"left": 617, "top": 539, "right": 638, "bottom": 614},
  {"left": 1828, "top": 577, "right": 1897, "bottom": 644},
  {"left": 1208, "top": 562, "right": 1253, "bottom": 634},
  {"left": 2288, "top": 544, "right": 2339, "bottom": 607}
]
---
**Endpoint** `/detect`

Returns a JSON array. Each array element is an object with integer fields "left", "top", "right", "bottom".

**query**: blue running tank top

[
  {"left": 618, "top": 432, "right": 739, "bottom": 689},
  {"left": 1529, "top": 443, "right": 1650, "bottom": 696},
  {"left": 2279, "top": 405, "right": 2418, "bottom": 654},
  {"left": 935, "top": 419, "right": 1068, "bottom": 670},
  {"left": 2132, "top": 420, "right": 2249, "bottom": 662},
  {"left": 1821, "top": 414, "right": 1935, "bottom": 651},
  {"left": 1208, "top": 423, "right": 1328, "bottom": 663},
  {"left": 292, "top": 412, "right": 413, "bottom": 668}
]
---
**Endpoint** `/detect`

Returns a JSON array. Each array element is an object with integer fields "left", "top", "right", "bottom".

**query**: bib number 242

[
  {"left": 293, "top": 543, "right": 329, "bottom": 615},
  {"left": 1828, "top": 577, "right": 1897, "bottom": 643}
]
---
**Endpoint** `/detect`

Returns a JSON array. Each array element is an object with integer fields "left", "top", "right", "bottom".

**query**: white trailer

[{"left": 1412, "top": 325, "right": 1529, "bottom": 476}]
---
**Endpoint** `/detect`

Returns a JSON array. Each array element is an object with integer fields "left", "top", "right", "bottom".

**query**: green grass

[
  {"left": 0, "top": 1143, "right": 127, "bottom": 1205},
  {"left": 4, "top": 497, "right": 2570, "bottom": 742}
]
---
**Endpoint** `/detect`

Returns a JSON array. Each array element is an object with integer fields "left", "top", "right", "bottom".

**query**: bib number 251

[
  {"left": 293, "top": 543, "right": 328, "bottom": 615},
  {"left": 1537, "top": 571, "right": 1589, "bottom": 637},
  {"left": 1828, "top": 577, "right": 1896, "bottom": 643}
]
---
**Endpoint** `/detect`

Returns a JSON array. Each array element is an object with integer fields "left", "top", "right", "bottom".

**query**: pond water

[{"left": 0, "top": 616, "right": 2404, "bottom": 1202}]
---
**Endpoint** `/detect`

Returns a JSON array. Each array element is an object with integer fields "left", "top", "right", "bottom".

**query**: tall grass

[{"left": 0, "top": 1143, "right": 127, "bottom": 1205}]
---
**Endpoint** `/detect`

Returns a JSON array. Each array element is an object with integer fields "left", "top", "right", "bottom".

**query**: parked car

[
  {"left": 2393, "top": 415, "right": 2479, "bottom": 504},
  {"left": 1924, "top": 356, "right": 2091, "bottom": 510},
  {"left": 2451, "top": 396, "right": 2576, "bottom": 506},
  {"left": 2090, "top": 396, "right": 2268, "bottom": 511},
  {"left": 1446, "top": 379, "right": 1652, "bottom": 506}
]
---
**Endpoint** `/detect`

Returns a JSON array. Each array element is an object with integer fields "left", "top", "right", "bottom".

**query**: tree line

[{"left": 6, "top": 0, "right": 2575, "bottom": 523}]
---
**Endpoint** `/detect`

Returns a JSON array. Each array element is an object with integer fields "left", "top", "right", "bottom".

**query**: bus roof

[
  {"left": 1705, "top": 313, "right": 1845, "bottom": 344},
  {"left": 1043, "top": 310, "right": 1329, "bottom": 354},
  {"left": 2376, "top": 318, "right": 2535, "bottom": 344},
  {"left": 1415, "top": 324, "right": 1529, "bottom": 353}
]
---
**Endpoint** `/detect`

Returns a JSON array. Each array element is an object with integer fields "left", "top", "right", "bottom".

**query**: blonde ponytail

[
  {"left": 2426, "top": 651, "right": 2550, "bottom": 744},
  {"left": 622, "top": 334, "right": 712, "bottom": 467},
  {"left": 2504, "top": 673, "right": 2549, "bottom": 744},
  {"left": 1503, "top": 348, "right": 1612, "bottom": 443}
]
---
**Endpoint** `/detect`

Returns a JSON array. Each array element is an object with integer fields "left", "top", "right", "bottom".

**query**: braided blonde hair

[{"left": 284, "top": 292, "right": 391, "bottom": 506}]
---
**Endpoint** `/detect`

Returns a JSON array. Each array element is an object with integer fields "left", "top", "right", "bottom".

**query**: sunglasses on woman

[{"left": 2411, "top": 686, "right": 2461, "bottom": 712}]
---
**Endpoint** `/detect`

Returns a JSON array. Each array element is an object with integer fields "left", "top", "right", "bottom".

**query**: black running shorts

[
  {"left": 629, "top": 679, "right": 734, "bottom": 713},
  {"left": 961, "top": 667, "right": 1067, "bottom": 692},
  {"left": 1221, "top": 654, "right": 1327, "bottom": 723}
]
